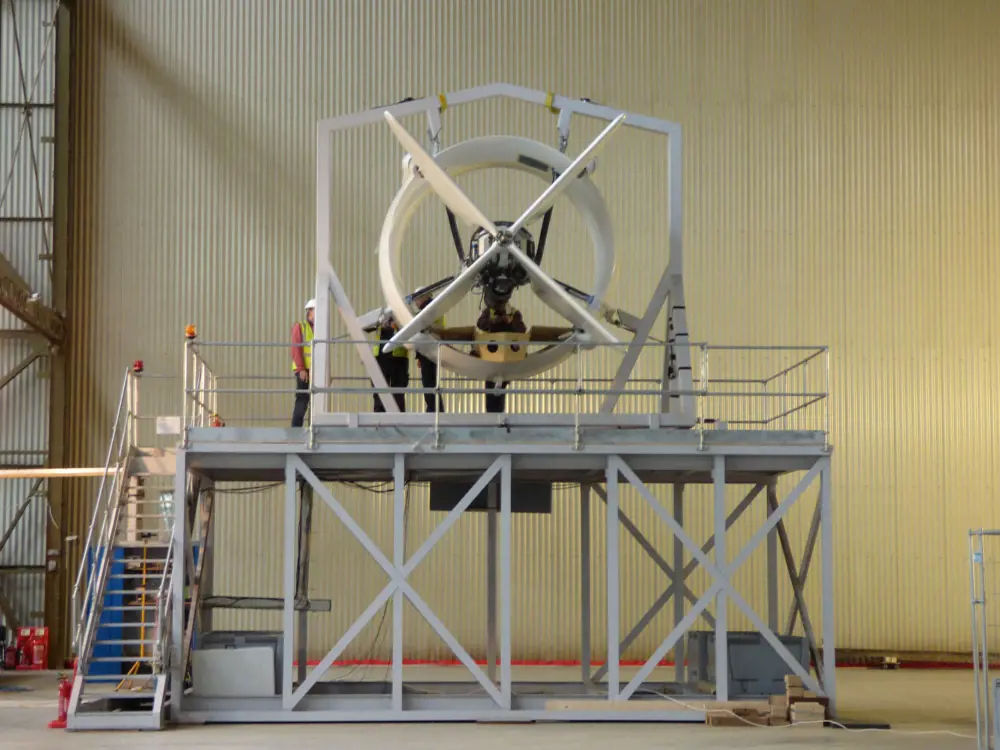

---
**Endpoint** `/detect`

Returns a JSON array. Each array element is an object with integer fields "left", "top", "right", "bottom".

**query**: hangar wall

[{"left": 63, "top": 0, "right": 1000, "bottom": 661}]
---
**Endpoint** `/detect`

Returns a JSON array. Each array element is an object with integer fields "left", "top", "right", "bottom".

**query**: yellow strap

[
  {"left": 438, "top": 93, "right": 448, "bottom": 112},
  {"left": 545, "top": 91, "right": 560, "bottom": 114}
]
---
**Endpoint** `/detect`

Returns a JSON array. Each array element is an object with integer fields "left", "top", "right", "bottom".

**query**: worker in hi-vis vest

[
  {"left": 290, "top": 298, "right": 315, "bottom": 427},
  {"left": 372, "top": 313, "right": 410, "bottom": 412},
  {"left": 414, "top": 293, "right": 446, "bottom": 413},
  {"left": 476, "top": 300, "right": 526, "bottom": 413}
]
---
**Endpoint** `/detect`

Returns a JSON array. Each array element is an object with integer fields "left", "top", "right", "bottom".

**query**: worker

[
  {"left": 414, "top": 293, "right": 446, "bottom": 413},
  {"left": 372, "top": 313, "right": 410, "bottom": 412},
  {"left": 290, "top": 298, "right": 315, "bottom": 428},
  {"left": 476, "top": 301, "right": 526, "bottom": 413}
]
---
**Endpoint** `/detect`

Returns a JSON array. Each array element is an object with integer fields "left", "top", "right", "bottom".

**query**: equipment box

[
  {"left": 686, "top": 630, "right": 810, "bottom": 697},
  {"left": 194, "top": 630, "right": 284, "bottom": 697}
]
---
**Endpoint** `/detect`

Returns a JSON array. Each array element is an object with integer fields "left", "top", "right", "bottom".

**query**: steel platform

[{"left": 169, "top": 421, "right": 835, "bottom": 725}]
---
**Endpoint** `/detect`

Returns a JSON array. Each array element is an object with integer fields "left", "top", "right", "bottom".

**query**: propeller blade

[
  {"left": 405, "top": 276, "right": 456, "bottom": 305},
  {"left": 383, "top": 112, "right": 498, "bottom": 235},
  {"left": 509, "top": 113, "right": 626, "bottom": 234},
  {"left": 384, "top": 240, "right": 503, "bottom": 352},
  {"left": 503, "top": 244, "right": 619, "bottom": 346}
]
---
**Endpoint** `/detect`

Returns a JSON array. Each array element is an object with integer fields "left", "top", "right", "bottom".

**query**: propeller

[
  {"left": 380, "top": 111, "right": 626, "bottom": 354},
  {"left": 383, "top": 112, "right": 497, "bottom": 235},
  {"left": 509, "top": 113, "right": 626, "bottom": 234},
  {"left": 503, "top": 243, "right": 618, "bottom": 346},
  {"left": 381, "top": 245, "right": 505, "bottom": 352}
]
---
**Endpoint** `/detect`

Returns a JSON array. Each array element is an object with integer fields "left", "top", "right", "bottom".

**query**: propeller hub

[
  {"left": 469, "top": 222, "right": 535, "bottom": 308},
  {"left": 469, "top": 222, "right": 536, "bottom": 265}
]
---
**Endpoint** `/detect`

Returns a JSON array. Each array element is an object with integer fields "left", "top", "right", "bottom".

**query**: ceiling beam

[{"left": 0, "top": 251, "right": 66, "bottom": 345}]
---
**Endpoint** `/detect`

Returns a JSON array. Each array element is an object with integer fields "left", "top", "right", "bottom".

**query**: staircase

[{"left": 67, "top": 370, "right": 179, "bottom": 731}]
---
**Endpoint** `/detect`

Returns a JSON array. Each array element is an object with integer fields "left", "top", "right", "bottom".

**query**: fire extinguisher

[
  {"left": 32, "top": 638, "right": 45, "bottom": 668},
  {"left": 49, "top": 663, "right": 75, "bottom": 729}
]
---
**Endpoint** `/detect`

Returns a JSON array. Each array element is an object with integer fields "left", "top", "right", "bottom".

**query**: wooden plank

[{"left": 0, "top": 467, "right": 112, "bottom": 479}]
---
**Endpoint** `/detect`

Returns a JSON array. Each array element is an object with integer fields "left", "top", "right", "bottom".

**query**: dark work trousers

[
  {"left": 484, "top": 380, "right": 508, "bottom": 413},
  {"left": 373, "top": 355, "right": 408, "bottom": 412},
  {"left": 291, "top": 373, "right": 310, "bottom": 427},
  {"left": 417, "top": 354, "right": 444, "bottom": 413}
]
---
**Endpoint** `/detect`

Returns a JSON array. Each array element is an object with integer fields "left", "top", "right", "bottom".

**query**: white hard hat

[{"left": 304, "top": 298, "right": 316, "bottom": 310}]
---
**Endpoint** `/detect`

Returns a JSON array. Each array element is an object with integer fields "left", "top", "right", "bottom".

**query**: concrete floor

[{"left": 0, "top": 667, "right": 982, "bottom": 749}]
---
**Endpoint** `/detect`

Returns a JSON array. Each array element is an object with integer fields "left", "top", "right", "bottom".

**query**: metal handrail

[
  {"left": 75, "top": 450, "right": 131, "bottom": 665},
  {"left": 180, "top": 335, "right": 832, "bottom": 434},
  {"left": 152, "top": 522, "right": 176, "bottom": 672},
  {"left": 71, "top": 369, "right": 131, "bottom": 653}
]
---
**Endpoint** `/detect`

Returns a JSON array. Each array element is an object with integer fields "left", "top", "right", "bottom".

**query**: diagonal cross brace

[
  {"left": 787, "top": 496, "right": 822, "bottom": 635},
  {"left": 589, "top": 483, "right": 763, "bottom": 683},
  {"left": 612, "top": 456, "right": 827, "bottom": 700},
  {"left": 319, "top": 267, "right": 399, "bottom": 413},
  {"left": 768, "top": 488, "right": 824, "bottom": 686},
  {"left": 591, "top": 484, "right": 707, "bottom": 617},
  {"left": 599, "top": 265, "right": 674, "bottom": 415},
  {"left": 287, "top": 456, "right": 504, "bottom": 708}
]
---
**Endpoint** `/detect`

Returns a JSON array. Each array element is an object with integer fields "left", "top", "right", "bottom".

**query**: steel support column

[
  {"left": 392, "top": 454, "right": 405, "bottom": 711},
  {"left": 170, "top": 449, "right": 188, "bottom": 714},
  {"left": 486, "top": 482, "right": 498, "bottom": 685},
  {"left": 580, "top": 483, "right": 592, "bottom": 687},
  {"left": 605, "top": 458, "right": 620, "bottom": 699},
  {"left": 45, "top": 0, "right": 72, "bottom": 668},
  {"left": 499, "top": 455, "right": 512, "bottom": 708},
  {"left": 672, "top": 484, "right": 685, "bottom": 684},
  {"left": 820, "top": 461, "right": 836, "bottom": 714},
  {"left": 282, "top": 457, "right": 297, "bottom": 705},
  {"left": 712, "top": 456, "right": 728, "bottom": 702},
  {"left": 295, "top": 482, "right": 313, "bottom": 685},
  {"left": 767, "top": 480, "right": 779, "bottom": 631}
]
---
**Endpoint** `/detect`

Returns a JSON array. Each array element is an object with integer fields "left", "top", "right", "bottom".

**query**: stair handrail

[
  {"left": 76, "top": 448, "right": 133, "bottom": 661},
  {"left": 152, "top": 521, "right": 176, "bottom": 673},
  {"left": 71, "top": 368, "right": 133, "bottom": 653}
]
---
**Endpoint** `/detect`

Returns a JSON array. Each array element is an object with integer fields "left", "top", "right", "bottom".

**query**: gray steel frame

[
  {"left": 163, "top": 84, "right": 834, "bottom": 726},
  {"left": 312, "top": 83, "right": 693, "bottom": 423},
  {"left": 168, "top": 426, "right": 835, "bottom": 724}
]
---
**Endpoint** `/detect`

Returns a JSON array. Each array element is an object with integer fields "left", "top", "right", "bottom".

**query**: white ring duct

[{"left": 377, "top": 135, "right": 616, "bottom": 382}]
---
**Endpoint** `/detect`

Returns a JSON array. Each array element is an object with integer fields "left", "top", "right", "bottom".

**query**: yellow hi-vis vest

[
  {"left": 292, "top": 320, "right": 313, "bottom": 371},
  {"left": 373, "top": 316, "right": 447, "bottom": 358},
  {"left": 374, "top": 323, "right": 410, "bottom": 358}
]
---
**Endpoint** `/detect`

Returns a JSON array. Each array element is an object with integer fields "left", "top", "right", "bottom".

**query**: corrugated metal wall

[
  {"left": 64, "top": 0, "right": 1000, "bottom": 660},
  {"left": 0, "top": 0, "right": 58, "bottom": 631}
]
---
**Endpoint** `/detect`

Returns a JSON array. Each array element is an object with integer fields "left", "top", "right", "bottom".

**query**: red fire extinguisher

[{"left": 49, "top": 662, "right": 75, "bottom": 729}]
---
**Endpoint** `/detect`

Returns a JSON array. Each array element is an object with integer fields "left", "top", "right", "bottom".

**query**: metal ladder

[{"left": 66, "top": 370, "right": 178, "bottom": 731}]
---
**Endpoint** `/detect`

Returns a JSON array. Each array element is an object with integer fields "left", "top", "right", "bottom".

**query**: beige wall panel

[{"left": 65, "top": 0, "right": 1000, "bottom": 660}]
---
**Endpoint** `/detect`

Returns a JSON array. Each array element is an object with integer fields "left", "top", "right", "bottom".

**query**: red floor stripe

[{"left": 290, "top": 658, "right": 985, "bottom": 669}]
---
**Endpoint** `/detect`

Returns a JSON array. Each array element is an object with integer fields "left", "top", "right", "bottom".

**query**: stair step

[
  {"left": 104, "top": 590, "right": 161, "bottom": 596},
  {"left": 102, "top": 605, "right": 157, "bottom": 611},
  {"left": 82, "top": 674, "right": 157, "bottom": 682},
  {"left": 109, "top": 573, "right": 165, "bottom": 579},
  {"left": 90, "top": 656, "right": 155, "bottom": 663},
  {"left": 94, "top": 640, "right": 157, "bottom": 646}
]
